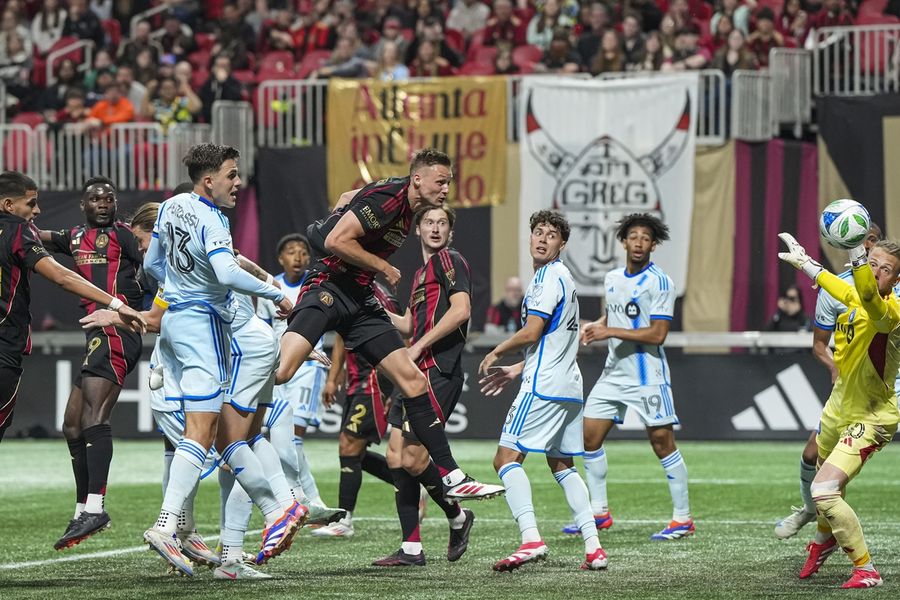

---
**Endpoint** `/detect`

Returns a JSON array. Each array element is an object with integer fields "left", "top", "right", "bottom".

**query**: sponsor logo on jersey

[{"left": 625, "top": 301, "right": 641, "bottom": 318}]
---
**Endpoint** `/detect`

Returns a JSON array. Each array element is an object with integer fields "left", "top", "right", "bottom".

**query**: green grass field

[{"left": 2, "top": 439, "right": 900, "bottom": 599}]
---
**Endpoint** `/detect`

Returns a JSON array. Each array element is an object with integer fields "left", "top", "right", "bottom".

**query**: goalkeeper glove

[{"left": 778, "top": 232, "right": 824, "bottom": 280}]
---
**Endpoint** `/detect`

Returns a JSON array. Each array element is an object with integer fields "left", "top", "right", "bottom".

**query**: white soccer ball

[{"left": 819, "top": 199, "right": 871, "bottom": 250}]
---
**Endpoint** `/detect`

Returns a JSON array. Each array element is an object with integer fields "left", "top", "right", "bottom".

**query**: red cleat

[
  {"left": 842, "top": 567, "right": 883, "bottom": 589},
  {"left": 799, "top": 536, "right": 837, "bottom": 579}
]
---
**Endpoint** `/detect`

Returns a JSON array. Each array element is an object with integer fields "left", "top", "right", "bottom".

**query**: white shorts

[
  {"left": 160, "top": 307, "right": 231, "bottom": 413},
  {"left": 153, "top": 408, "right": 219, "bottom": 479},
  {"left": 228, "top": 317, "right": 279, "bottom": 413},
  {"left": 275, "top": 362, "right": 328, "bottom": 428},
  {"left": 499, "top": 391, "right": 584, "bottom": 458},
  {"left": 584, "top": 380, "right": 679, "bottom": 427}
]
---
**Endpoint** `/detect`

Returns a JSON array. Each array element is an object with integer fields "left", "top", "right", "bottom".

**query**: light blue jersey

[
  {"left": 257, "top": 272, "right": 326, "bottom": 366},
  {"left": 520, "top": 259, "right": 582, "bottom": 403}
]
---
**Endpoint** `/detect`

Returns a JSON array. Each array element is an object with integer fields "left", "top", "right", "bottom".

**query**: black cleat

[
  {"left": 54, "top": 511, "right": 111, "bottom": 550},
  {"left": 447, "top": 508, "right": 475, "bottom": 562},
  {"left": 371, "top": 548, "right": 426, "bottom": 567}
]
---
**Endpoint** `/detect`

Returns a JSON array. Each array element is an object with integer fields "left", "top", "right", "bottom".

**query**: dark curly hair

[
  {"left": 276, "top": 233, "right": 311, "bottom": 256},
  {"left": 529, "top": 209, "right": 570, "bottom": 242},
  {"left": 615, "top": 213, "right": 670, "bottom": 243}
]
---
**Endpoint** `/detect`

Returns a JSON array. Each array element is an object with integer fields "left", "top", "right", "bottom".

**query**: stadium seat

[
  {"left": 857, "top": 12, "right": 900, "bottom": 24},
  {"left": 445, "top": 28, "right": 466, "bottom": 53},
  {"left": 469, "top": 28, "right": 487, "bottom": 50},
  {"left": 188, "top": 49, "right": 211, "bottom": 70},
  {"left": 11, "top": 112, "right": 44, "bottom": 129},
  {"left": 470, "top": 45, "right": 497, "bottom": 65},
  {"left": 858, "top": 0, "right": 889, "bottom": 14},
  {"left": 458, "top": 61, "right": 496, "bottom": 75},
  {"left": 256, "top": 67, "right": 301, "bottom": 83},
  {"left": 259, "top": 51, "right": 295, "bottom": 73},
  {"left": 297, "top": 50, "right": 331, "bottom": 79},
  {"left": 102, "top": 19, "right": 121, "bottom": 51},
  {"left": 232, "top": 69, "right": 257, "bottom": 86},
  {"left": 195, "top": 32, "right": 216, "bottom": 52},
  {"left": 191, "top": 68, "right": 209, "bottom": 90},
  {"left": 512, "top": 44, "right": 542, "bottom": 68}
]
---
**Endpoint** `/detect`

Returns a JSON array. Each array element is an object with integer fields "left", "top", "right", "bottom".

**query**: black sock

[
  {"left": 361, "top": 450, "right": 393, "bottom": 484},
  {"left": 402, "top": 393, "right": 458, "bottom": 475},
  {"left": 338, "top": 455, "right": 363, "bottom": 513},
  {"left": 83, "top": 424, "right": 113, "bottom": 497},
  {"left": 417, "top": 461, "right": 462, "bottom": 520},
  {"left": 391, "top": 467, "right": 421, "bottom": 544},
  {"left": 66, "top": 436, "right": 89, "bottom": 505}
]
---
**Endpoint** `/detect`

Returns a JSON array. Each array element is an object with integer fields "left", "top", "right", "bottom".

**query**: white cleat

[
  {"left": 214, "top": 559, "right": 273, "bottom": 580},
  {"left": 443, "top": 475, "right": 505, "bottom": 502},
  {"left": 144, "top": 528, "right": 193, "bottom": 577},
  {"left": 310, "top": 516, "right": 354, "bottom": 538},
  {"left": 178, "top": 530, "right": 221, "bottom": 567},
  {"left": 775, "top": 506, "right": 817, "bottom": 540},
  {"left": 305, "top": 502, "right": 347, "bottom": 527},
  {"left": 581, "top": 547, "right": 609, "bottom": 570}
]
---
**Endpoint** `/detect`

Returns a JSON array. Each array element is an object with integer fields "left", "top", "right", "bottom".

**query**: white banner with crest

[{"left": 518, "top": 74, "right": 697, "bottom": 296}]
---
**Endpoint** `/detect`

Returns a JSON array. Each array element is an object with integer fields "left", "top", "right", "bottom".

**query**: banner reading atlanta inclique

[
  {"left": 326, "top": 76, "right": 507, "bottom": 207},
  {"left": 519, "top": 75, "right": 697, "bottom": 296}
]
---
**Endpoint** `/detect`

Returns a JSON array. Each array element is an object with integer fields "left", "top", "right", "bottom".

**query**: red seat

[
  {"left": 857, "top": 12, "right": 899, "bottom": 24},
  {"left": 470, "top": 45, "right": 498, "bottom": 65},
  {"left": 469, "top": 28, "right": 486, "bottom": 50},
  {"left": 195, "top": 32, "right": 216, "bottom": 52},
  {"left": 458, "top": 61, "right": 496, "bottom": 75},
  {"left": 512, "top": 44, "right": 542, "bottom": 68},
  {"left": 259, "top": 50, "right": 295, "bottom": 72},
  {"left": 102, "top": 19, "right": 121, "bottom": 51},
  {"left": 858, "top": 0, "right": 888, "bottom": 14},
  {"left": 191, "top": 68, "right": 209, "bottom": 90},
  {"left": 231, "top": 69, "right": 256, "bottom": 85},
  {"left": 47, "top": 36, "right": 85, "bottom": 63},
  {"left": 255, "top": 67, "right": 300, "bottom": 83},
  {"left": 188, "top": 49, "right": 211, "bottom": 70},
  {"left": 296, "top": 49, "right": 331, "bottom": 79},
  {"left": 12, "top": 112, "right": 44, "bottom": 129},
  {"left": 445, "top": 28, "right": 465, "bottom": 53},
  {"left": 400, "top": 27, "right": 415, "bottom": 42}
]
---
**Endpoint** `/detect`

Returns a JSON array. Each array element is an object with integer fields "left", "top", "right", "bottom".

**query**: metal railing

[
  {"left": 212, "top": 101, "right": 255, "bottom": 176},
  {"left": 46, "top": 39, "right": 94, "bottom": 86},
  {"left": 769, "top": 48, "right": 813, "bottom": 138},
  {"left": 0, "top": 82, "right": 5, "bottom": 124},
  {"left": 256, "top": 80, "right": 327, "bottom": 148},
  {"left": 130, "top": 3, "right": 172, "bottom": 39},
  {"left": 165, "top": 123, "right": 211, "bottom": 189},
  {"left": 811, "top": 23, "right": 900, "bottom": 95},
  {"left": 731, "top": 70, "right": 773, "bottom": 142},
  {"left": 0, "top": 124, "right": 37, "bottom": 179}
]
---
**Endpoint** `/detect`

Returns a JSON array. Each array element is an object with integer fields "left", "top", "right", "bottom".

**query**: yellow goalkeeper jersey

[{"left": 817, "top": 266, "right": 900, "bottom": 425}]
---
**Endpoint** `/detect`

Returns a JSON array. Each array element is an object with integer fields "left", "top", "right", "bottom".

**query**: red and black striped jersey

[
  {"left": 44, "top": 221, "right": 143, "bottom": 314},
  {"left": 319, "top": 177, "right": 413, "bottom": 288},
  {"left": 345, "top": 281, "right": 399, "bottom": 396},
  {"left": 0, "top": 213, "right": 51, "bottom": 366},
  {"left": 410, "top": 247, "right": 471, "bottom": 374}
]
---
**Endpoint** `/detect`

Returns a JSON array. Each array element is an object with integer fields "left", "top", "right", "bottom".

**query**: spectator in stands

[
  {"left": 83, "top": 48, "right": 115, "bottom": 93},
  {"left": 412, "top": 0, "right": 443, "bottom": 36},
  {"left": 711, "top": 27, "right": 758, "bottom": 76},
  {"left": 86, "top": 68, "right": 114, "bottom": 104},
  {"left": 746, "top": 7, "right": 784, "bottom": 68},
  {"left": 62, "top": 0, "right": 105, "bottom": 49},
  {"left": 589, "top": 28, "right": 624, "bottom": 74},
  {"left": 132, "top": 47, "right": 158, "bottom": 85},
  {"left": 887, "top": 0, "right": 900, "bottom": 19},
  {"left": 483, "top": 0, "right": 526, "bottom": 47},
  {"left": 372, "top": 39, "right": 410, "bottom": 80},
  {"left": 84, "top": 77, "right": 134, "bottom": 129},
  {"left": 405, "top": 16, "right": 463, "bottom": 68},
  {"left": 371, "top": 16, "right": 409, "bottom": 62},
  {"left": 767, "top": 285, "right": 812, "bottom": 332},
  {"left": 808, "top": 0, "right": 855, "bottom": 28},
  {"left": 493, "top": 40, "right": 520, "bottom": 73},
  {"left": 159, "top": 12, "right": 196, "bottom": 63},
  {"left": 633, "top": 29, "right": 665, "bottom": 70},
  {"left": 199, "top": 53, "right": 243, "bottom": 124},
  {"left": 1, "top": 0, "right": 27, "bottom": 26},
  {"left": 36, "top": 58, "right": 81, "bottom": 112},
  {"left": 621, "top": 12, "right": 646, "bottom": 67},
  {"left": 484, "top": 276, "right": 524, "bottom": 334},
  {"left": 30, "top": 0, "right": 66, "bottom": 56},
  {"left": 527, "top": 0, "right": 574, "bottom": 50},
  {"left": 49, "top": 87, "right": 90, "bottom": 127},
  {"left": 659, "top": 14, "right": 678, "bottom": 55},
  {"left": 576, "top": 1, "right": 610, "bottom": 66},
  {"left": 119, "top": 19, "right": 161, "bottom": 67},
  {"left": 238, "top": 0, "right": 268, "bottom": 36},
  {"left": 536, "top": 28, "right": 582, "bottom": 73},
  {"left": 711, "top": 0, "right": 751, "bottom": 35},
  {"left": 213, "top": 1, "right": 257, "bottom": 69},
  {"left": 174, "top": 61, "right": 194, "bottom": 86},
  {"left": 623, "top": 0, "right": 663, "bottom": 32},
  {"left": 409, "top": 39, "right": 455, "bottom": 76},
  {"left": 141, "top": 76, "right": 201, "bottom": 132},
  {"left": 1, "top": 8, "right": 31, "bottom": 51},
  {"left": 335, "top": 20, "right": 373, "bottom": 60},
  {"left": 89, "top": 0, "right": 113, "bottom": 21},
  {"left": 310, "top": 37, "right": 370, "bottom": 78},
  {"left": 708, "top": 13, "right": 735, "bottom": 54},
  {"left": 665, "top": 0, "right": 694, "bottom": 31},
  {"left": 116, "top": 63, "right": 146, "bottom": 109},
  {"left": 447, "top": 0, "right": 490, "bottom": 42},
  {"left": 778, "top": 0, "right": 810, "bottom": 43},
  {"left": 0, "top": 30, "right": 32, "bottom": 104},
  {"left": 662, "top": 24, "right": 710, "bottom": 70},
  {"left": 261, "top": 9, "right": 297, "bottom": 53},
  {"left": 293, "top": 1, "right": 338, "bottom": 57}
]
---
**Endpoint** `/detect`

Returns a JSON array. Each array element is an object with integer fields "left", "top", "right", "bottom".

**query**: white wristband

[{"left": 108, "top": 298, "right": 124, "bottom": 311}]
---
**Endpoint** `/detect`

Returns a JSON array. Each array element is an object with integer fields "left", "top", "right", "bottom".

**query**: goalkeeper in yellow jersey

[{"left": 779, "top": 232, "right": 900, "bottom": 589}]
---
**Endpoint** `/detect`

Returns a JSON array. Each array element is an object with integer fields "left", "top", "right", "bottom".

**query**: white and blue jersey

[
  {"left": 600, "top": 262, "right": 674, "bottom": 387},
  {"left": 519, "top": 259, "right": 582, "bottom": 403},
  {"left": 256, "top": 272, "right": 327, "bottom": 361}
]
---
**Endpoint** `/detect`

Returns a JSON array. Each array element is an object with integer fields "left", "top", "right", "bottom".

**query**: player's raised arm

[
  {"left": 778, "top": 232, "right": 854, "bottom": 302},
  {"left": 849, "top": 242, "right": 900, "bottom": 332},
  {"left": 334, "top": 187, "right": 363, "bottom": 211},
  {"left": 324, "top": 209, "right": 401, "bottom": 286}
]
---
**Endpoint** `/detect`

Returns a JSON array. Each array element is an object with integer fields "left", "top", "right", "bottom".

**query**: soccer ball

[{"left": 819, "top": 199, "right": 871, "bottom": 249}]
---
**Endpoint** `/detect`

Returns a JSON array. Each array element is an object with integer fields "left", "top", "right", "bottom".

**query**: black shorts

[
  {"left": 340, "top": 385, "right": 390, "bottom": 445},
  {"left": 388, "top": 367, "right": 464, "bottom": 442},
  {"left": 0, "top": 363, "right": 23, "bottom": 442},
  {"left": 75, "top": 326, "right": 143, "bottom": 387},
  {"left": 287, "top": 276, "right": 404, "bottom": 367}
]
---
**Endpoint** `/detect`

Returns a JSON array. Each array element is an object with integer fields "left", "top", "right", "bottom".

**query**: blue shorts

[{"left": 499, "top": 390, "right": 584, "bottom": 458}]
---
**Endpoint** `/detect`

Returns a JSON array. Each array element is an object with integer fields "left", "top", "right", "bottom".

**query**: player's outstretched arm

[
  {"left": 324, "top": 211, "right": 401, "bottom": 286},
  {"left": 408, "top": 291, "right": 471, "bottom": 362},
  {"left": 208, "top": 250, "right": 288, "bottom": 310},
  {"left": 34, "top": 256, "right": 146, "bottom": 333},
  {"left": 848, "top": 245, "right": 900, "bottom": 332},
  {"left": 80, "top": 300, "right": 165, "bottom": 333},
  {"left": 778, "top": 232, "right": 853, "bottom": 304},
  {"left": 478, "top": 314, "right": 545, "bottom": 375},
  {"left": 479, "top": 361, "right": 525, "bottom": 397},
  {"left": 334, "top": 188, "right": 363, "bottom": 211}
]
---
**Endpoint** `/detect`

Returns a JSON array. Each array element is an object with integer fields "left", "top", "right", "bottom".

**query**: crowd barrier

[{"left": 811, "top": 23, "right": 900, "bottom": 95}]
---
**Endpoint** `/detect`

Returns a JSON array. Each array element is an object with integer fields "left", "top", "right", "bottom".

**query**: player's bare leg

[
  {"left": 564, "top": 417, "right": 615, "bottom": 535},
  {"left": 492, "top": 447, "right": 547, "bottom": 571},
  {"left": 276, "top": 332, "right": 314, "bottom": 384},
  {"left": 775, "top": 430, "right": 819, "bottom": 539},
  {"left": 647, "top": 425, "right": 693, "bottom": 540}
]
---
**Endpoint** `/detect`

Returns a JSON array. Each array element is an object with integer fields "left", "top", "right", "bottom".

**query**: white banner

[{"left": 518, "top": 74, "right": 697, "bottom": 296}]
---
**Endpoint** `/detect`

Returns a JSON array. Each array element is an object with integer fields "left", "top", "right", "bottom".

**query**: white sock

[
  {"left": 554, "top": 467, "right": 600, "bottom": 553},
  {"left": 84, "top": 493, "right": 104, "bottom": 514},
  {"left": 294, "top": 436, "right": 320, "bottom": 501},
  {"left": 660, "top": 450, "right": 691, "bottom": 522},
  {"left": 218, "top": 467, "right": 235, "bottom": 531},
  {"left": 498, "top": 462, "right": 540, "bottom": 543},
  {"left": 177, "top": 479, "right": 199, "bottom": 533},
  {"left": 157, "top": 438, "right": 206, "bottom": 534},
  {"left": 221, "top": 440, "right": 281, "bottom": 524},
  {"left": 73, "top": 502, "right": 85, "bottom": 520},
  {"left": 583, "top": 447, "right": 609, "bottom": 515},
  {"left": 402, "top": 541, "right": 423, "bottom": 555},
  {"left": 441, "top": 468, "right": 466, "bottom": 487},
  {"left": 449, "top": 510, "right": 467, "bottom": 529},
  {"left": 250, "top": 434, "right": 297, "bottom": 509},
  {"left": 162, "top": 449, "right": 174, "bottom": 496},
  {"left": 266, "top": 399, "right": 302, "bottom": 487},
  {"left": 800, "top": 459, "right": 817, "bottom": 514},
  {"left": 219, "top": 468, "right": 252, "bottom": 559}
]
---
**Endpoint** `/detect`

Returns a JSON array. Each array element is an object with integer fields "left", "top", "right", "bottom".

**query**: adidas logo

[{"left": 731, "top": 365, "right": 823, "bottom": 431}]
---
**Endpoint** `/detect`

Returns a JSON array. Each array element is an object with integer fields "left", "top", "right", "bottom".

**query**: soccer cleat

[
  {"left": 177, "top": 530, "right": 221, "bottom": 567},
  {"left": 842, "top": 567, "right": 883, "bottom": 588},
  {"left": 256, "top": 502, "right": 306, "bottom": 564},
  {"left": 305, "top": 502, "right": 346, "bottom": 527},
  {"left": 144, "top": 527, "right": 194, "bottom": 577},
  {"left": 563, "top": 512, "right": 613, "bottom": 535},
  {"left": 371, "top": 548, "right": 426, "bottom": 567},
  {"left": 214, "top": 559, "right": 273, "bottom": 580},
  {"left": 775, "top": 506, "right": 817, "bottom": 540},
  {"left": 310, "top": 515, "right": 354, "bottom": 538},
  {"left": 54, "top": 511, "right": 111, "bottom": 550},
  {"left": 492, "top": 541, "right": 549, "bottom": 572},
  {"left": 581, "top": 547, "right": 609, "bottom": 570},
  {"left": 443, "top": 475, "right": 505, "bottom": 502},
  {"left": 447, "top": 508, "right": 475, "bottom": 562},
  {"left": 799, "top": 536, "right": 837, "bottom": 579},
  {"left": 650, "top": 519, "right": 695, "bottom": 541}
]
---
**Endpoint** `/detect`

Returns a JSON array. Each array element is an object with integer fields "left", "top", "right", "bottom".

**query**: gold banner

[{"left": 326, "top": 76, "right": 507, "bottom": 207}]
